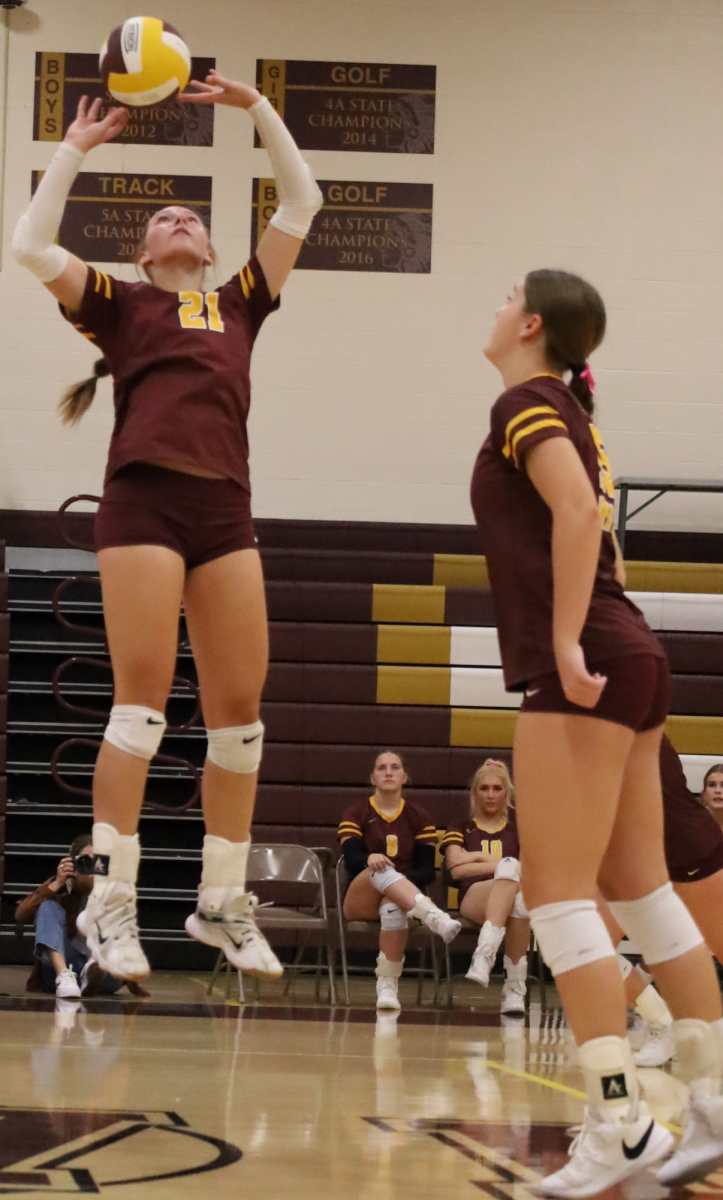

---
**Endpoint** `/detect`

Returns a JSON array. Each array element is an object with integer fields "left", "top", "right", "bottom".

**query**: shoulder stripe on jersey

[
  {"left": 245, "top": 262, "right": 256, "bottom": 289},
  {"left": 416, "top": 830, "right": 439, "bottom": 841},
  {"left": 440, "top": 832, "right": 464, "bottom": 843},
  {"left": 502, "top": 406, "right": 560, "bottom": 458},
  {"left": 510, "top": 417, "right": 567, "bottom": 466},
  {"left": 338, "top": 824, "right": 362, "bottom": 835},
  {"left": 72, "top": 322, "right": 96, "bottom": 342},
  {"left": 94, "top": 270, "right": 112, "bottom": 300}
]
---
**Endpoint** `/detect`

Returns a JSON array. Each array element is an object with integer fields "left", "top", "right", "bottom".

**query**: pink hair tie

[{"left": 579, "top": 362, "right": 596, "bottom": 395}]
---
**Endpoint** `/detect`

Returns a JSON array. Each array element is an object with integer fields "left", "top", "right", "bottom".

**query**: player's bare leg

[
  {"left": 598, "top": 892, "right": 674, "bottom": 1066},
  {"left": 600, "top": 726, "right": 723, "bottom": 1186},
  {"left": 516, "top": 713, "right": 675, "bottom": 1196},
  {"left": 82, "top": 545, "right": 185, "bottom": 981},
  {"left": 182, "top": 548, "right": 281, "bottom": 978},
  {"left": 674, "top": 870, "right": 723, "bottom": 965}
]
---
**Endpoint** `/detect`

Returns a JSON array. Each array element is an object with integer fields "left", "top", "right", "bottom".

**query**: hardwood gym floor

[{"left": 0, "top": 967, "right": 711, "bottom": 1199}]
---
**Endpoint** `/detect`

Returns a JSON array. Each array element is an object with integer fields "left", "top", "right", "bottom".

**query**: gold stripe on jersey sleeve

[
  {"left": 510, "top": 418, "right": 567, "bottom": 466},
  {"left": 502, "top": 406, "right": 559, "bottom": 458},
  {"left": 440, "top": 832, "right": 464, "bottom": 845},
  {"left": 238, "top": 269, "right": 250, "bottom": 300},
  {"left": 94, "top": 270, "right": 112, "bottom": 300},
  {"left": 245, "top": 262, "right": 256, "bottom": 289},
  {"left": 339, "top": 824, "right": 362, "bottom": 837}
]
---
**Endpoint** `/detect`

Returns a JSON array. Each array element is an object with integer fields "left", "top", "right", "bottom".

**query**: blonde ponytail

[{"left": 58, "top": 358, "right": 110, "bottom": 426}]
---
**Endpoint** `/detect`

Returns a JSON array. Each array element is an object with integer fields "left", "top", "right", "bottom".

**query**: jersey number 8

[
  {"left": 386, "top": 834, "right": 398, "bottom": 858},
  {"left": 178, "top": 291, "right": 225, "bottom": 333}
]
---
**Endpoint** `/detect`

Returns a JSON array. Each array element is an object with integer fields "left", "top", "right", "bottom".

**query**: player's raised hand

[
  {"left": 555, "top": 642, "right": 607, "bottom": 709},
  {"left": 64, "top": 96, "right": 128, "bottom": 153},
  {"left": 179, "top": 70, "right": 260, "bottom": 109}
]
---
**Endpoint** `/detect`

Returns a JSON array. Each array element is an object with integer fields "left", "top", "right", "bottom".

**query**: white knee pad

[
  {"left": 103, "top": 704, "right": 166, "bottom": 760},
  {"left": 616, "top": 951, "right": 633, "bottom": 981},
  {"left": 530, "top": 899, "right": 616, "bottom": 977},
  {"left": 512, "top": 890, "right": 529, "bottom": 920},
  {"left": 608, "top": 882, "right": 704, "bottom": 965},
  {"left": 380, "top": 901, "right": 408, "bottom": 930},
  {"left": 495, "top": 856, "right": 521, "bottom": 883},
  {"left": 369, "top": 866, "right": 405, "bottom": 894},
  {"left": 206, "top": 721, "right": 264, "bottom": 774}
]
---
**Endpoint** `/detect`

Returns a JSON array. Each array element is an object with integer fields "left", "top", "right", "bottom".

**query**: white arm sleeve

[
  {"left": 12, "top": 142, "right": 85, "bottom": 282},
  {"left": 248, "top": 97, "right": 323, "bottom": 240}
]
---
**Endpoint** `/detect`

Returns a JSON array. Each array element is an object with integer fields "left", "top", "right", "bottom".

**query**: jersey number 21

[{"left": 178, "top": 291, "right": 225, "bottom": 333}]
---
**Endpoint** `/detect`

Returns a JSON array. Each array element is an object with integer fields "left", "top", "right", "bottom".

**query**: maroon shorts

[
  {"left": 520, "top": 653, "right": 671, "bottom": 733},
  {"left": 95, "top": 462, "right": 257, "bottom": 569}
]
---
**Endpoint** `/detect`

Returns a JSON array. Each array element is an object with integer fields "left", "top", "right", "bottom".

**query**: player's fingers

[
  {"left": 77, "top": 95, "right": 88, "bottom": 119},
  {"left": 89, "top": 96, "right": 103, "bottom": 120}
]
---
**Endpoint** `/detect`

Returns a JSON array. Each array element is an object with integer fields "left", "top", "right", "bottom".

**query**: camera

[
  {"left": 0, "top": 1, "right": 28, "bottom": 9},
  {"left": 72, "top": 853, "right": 96, "bottom": 876}
]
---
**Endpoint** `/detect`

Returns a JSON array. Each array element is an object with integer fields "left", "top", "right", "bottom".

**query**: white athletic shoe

[
  {"left": 55, "top": 967, "right": 81, "bottom": 999},
  {"left": 421, "top": 908, "right": 461, "bottom": 944},
  {"left": 186, "top": 891, "right": 283, "bottom": 979},
  {"left": 466, "top": 943, "right": 495, "bottom": 987},
  {"left": 657, "top": 1091, "right": 723, "bottom": 1186},
  {"left": 539, "top": 1102, "right": 673, "bottom": 1198},
  {"left": 633, "top": 1022, "right": 674, "bottom": 1068},
  {"left": 77, "top": 883, "right": 150, "bottom": 981},
  {"left": 500, "top": 979, "right": 526, "bottom": 1014},
  {"left": 376, "top": 976, "right": 401, "bottom": 1011}
]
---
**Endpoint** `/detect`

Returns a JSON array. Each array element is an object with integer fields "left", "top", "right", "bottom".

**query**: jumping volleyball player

[
  {"left": 472, "top": 271, "right": 723, "bottom": 1195},
  {"left": 11, "top": 72, "right": 323, "bottom": 982}
]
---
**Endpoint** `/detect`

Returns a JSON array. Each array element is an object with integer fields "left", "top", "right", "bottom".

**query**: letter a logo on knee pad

[{"left": 602, "top": 1073, "right": 628, "bottom": 1101}]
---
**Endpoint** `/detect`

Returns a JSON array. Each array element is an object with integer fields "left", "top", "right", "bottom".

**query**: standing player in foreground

[
  {"left": 472, "top": 270, "right": 723, "bottom": 1196},
  {"left": 12, "top": 72, "right": 323, "bottom": 981}
]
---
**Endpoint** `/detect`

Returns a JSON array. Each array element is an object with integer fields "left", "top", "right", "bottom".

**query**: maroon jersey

[
  {"left": 441, "top": 812, "right": 520, "bottom": 897},
  {"left": 471, "top": 376, "right": 662, "bottom": 691},
  {"left": 338, "top": 797, "right": 437, "bottom": 873},
  {"left": 660, "top": 735, "right": 723, "bottom": 882},
  {"left": 61, "top": 258, "right": 279, "bottom": 491}
]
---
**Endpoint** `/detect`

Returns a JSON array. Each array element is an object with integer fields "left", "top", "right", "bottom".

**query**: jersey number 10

[{"left": 178, "top": 291, "right": 225, "bottom": 333}]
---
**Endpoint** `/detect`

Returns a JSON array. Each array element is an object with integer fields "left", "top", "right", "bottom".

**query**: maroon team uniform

[
  {"left": 441, "top": 814, "right": 520, "bottom": 900},
  {"left": 471, "top": 375, "right": 669, "bottom": 730},
  {"left": 61, "top": 259, "right": 279, "bottom": 564},
  {"left": 661, "top": 735, "right": 723, "bottom": 882},
  {"left": 338, "top": 797, "right": 437, "bottom": 875}
]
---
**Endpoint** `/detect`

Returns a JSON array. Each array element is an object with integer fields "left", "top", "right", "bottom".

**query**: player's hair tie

[{"left": 575, "top": 361, "right": 597, "bottom": 395}]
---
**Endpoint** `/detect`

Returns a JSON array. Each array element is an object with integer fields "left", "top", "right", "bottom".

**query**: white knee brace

[
  {"left": 380, "top": 901, "right": 408, "bottom": 930},
  {"left": 530, "top": 899, "right": 616, "bottom": 977},
  {"left": 512, "top": 890, "right": 529, "bottom": 920},
  {"left": 104, "top": 704, "right": 167, "bottom": 760},
  {"left": 608, "top": 882, "right": 704, "bottom": 965},
  {"left": 206, "top": 721, "right": 264, "bottom": 774},
  {"left": 495, "top": 856, "right": 521, "bottom": 883},
  {"left": 370, "top": 865, "right": 405, "bottom": 894}
]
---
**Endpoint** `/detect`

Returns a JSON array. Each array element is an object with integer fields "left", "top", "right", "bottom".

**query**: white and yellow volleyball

[{"left": 100, "top": 16, "right": 191, "bottom": 107}]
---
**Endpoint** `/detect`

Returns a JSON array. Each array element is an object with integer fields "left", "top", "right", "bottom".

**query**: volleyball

[{"left": 100, "top": 16, "right": 191, "bottom": 107}]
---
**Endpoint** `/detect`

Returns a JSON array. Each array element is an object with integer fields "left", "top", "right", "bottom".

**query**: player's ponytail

[
  {"left": 58, "top": 358, "right": 110, "bottom": 426},
  {"left": 524, "top": 269, "right": 606, "bottom": 416}
]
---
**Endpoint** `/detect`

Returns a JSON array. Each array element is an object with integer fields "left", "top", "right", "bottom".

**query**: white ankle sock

[
  {"left": 92, "top": 822, "right": 140, "bottom": 892},
  {"left": 199, "top": 835, "right": 250, "bottom": 912},
  {"left": 578, "top": 1035, "right": 638, "bottom": 1123}
]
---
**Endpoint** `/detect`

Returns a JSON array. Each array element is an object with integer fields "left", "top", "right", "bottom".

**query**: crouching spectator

[
  {"left": 16, "top": 834, "right": 148, "bottom": 1000},
  {"left": 339, "top": 750, "right": 461, "bottom": 1011},
  {"left": 442, "top": 759, "right": 530, "bottom": 1013}
]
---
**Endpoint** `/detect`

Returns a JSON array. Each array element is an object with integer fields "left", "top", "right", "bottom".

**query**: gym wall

[{"left": 0, "top": 0, "right": 721, "bottom": 530}]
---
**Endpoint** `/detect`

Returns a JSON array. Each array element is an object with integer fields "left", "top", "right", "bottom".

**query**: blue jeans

[{"left": 35, "top": 899, "right": 124, "bottom": 995}]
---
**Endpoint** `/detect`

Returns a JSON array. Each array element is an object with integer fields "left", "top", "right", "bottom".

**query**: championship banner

[
  {"left": 255, "top": 60, "right": 436, "bottom": 154},
  {"left": 252, "top": 179, "right": 433, "bottom": 273},
  {"left": 31, "top": 171, "right": 212, "bottom": 263},
  {"left": 33, "top": 52, "right": 215, "bottom": 146}
]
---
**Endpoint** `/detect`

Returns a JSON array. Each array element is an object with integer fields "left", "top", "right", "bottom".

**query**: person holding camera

[{"left": 15, "top": 834, "right": 148, "bottom": 999}]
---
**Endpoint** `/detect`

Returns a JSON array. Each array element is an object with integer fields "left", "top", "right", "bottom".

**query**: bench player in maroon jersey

[
  {"left": 603, "top": 734, "right": 723, "bottom": 1068},
  {"left": 702, "top": 761, "right": 723, "bottom": 832},
  {"left": 471, "top": 269, "right": 723, "bottom": 1195},
  {"left": 11, "top": 72, "right": 324, "bottom": 983},
  {"left": 441, "top": 759, "right": 530, "bottom": 1013},
  {"left": 338, "top": 751, "right": 461, "bottom": 1010}
]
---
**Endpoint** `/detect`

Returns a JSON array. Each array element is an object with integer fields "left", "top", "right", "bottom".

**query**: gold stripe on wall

[
  {"left": 666, "top": 715, "right": 723, "bottom": 755},
  {"left": 377, "top": 665, "right": 451, "bottom": 706},
  {"left": 433, "top": 554, "right": 489, "bottom": 588},
  {"left": 372, "top": 584, "right": 446, "bottom": 625},
  {"left": 625, "top": 561, "right": 723, "bottom": 594},
  {"left": 450, "top": 708, "right": 518, "bottom": 747},
  {"left": 377, "top": 624, "right": 451, "bottom": 664}
]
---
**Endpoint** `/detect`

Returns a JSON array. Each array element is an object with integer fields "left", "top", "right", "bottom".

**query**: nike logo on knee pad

[
  {"left": 243, "top": 733, "right": 261, "bottom": 744},
  {"left": 146, "top": 718, "right": 164, "bottom": 725},
  {"left": 623, "top": 1120, "right": 654, "bottom": 1160}
]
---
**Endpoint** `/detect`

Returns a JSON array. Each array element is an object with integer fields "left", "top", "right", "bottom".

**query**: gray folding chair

[
  {"left": 207, "top": 844, "right": 337, "bottom": 1004},
  {"left": 335, "top": 857, "right": 440, "bottom": 1007},
  {"left": 440, "top": 859, "right": 546, "bottom": 1008}
]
